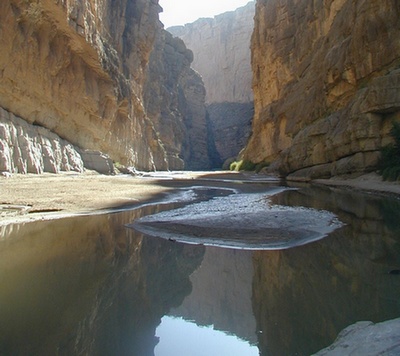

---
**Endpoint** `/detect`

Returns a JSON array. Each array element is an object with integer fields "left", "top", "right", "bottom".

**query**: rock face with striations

[
  {"left": 242, "top": 0, "right": 400, "bottom": 179},
  {"left": 169, "top": 1, "right": 255, "bottom": 167},
  {"left": 0, "top": 107, "right": 84, "bottom": 174},
  {"left": 0, "top": 0, "right": 211, "bottom": 173},
  {"left": 0, "top": 0, "right": 169, "bottom": 172},
  {"left": 144, "top": 30, "right": 210, "bottom": 170}
]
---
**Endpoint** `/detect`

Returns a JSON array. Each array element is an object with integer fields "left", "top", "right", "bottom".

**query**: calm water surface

[{"left": 0, "top": 179, "right": 400, "bottom": 355}]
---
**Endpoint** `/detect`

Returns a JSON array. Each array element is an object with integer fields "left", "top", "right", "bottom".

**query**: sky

[{"left": 159, "top": 0, "right": 253, "bottom": 28}]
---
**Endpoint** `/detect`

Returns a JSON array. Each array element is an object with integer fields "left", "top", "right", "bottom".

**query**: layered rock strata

[
  {"left": 243, "top": 0, "right": 400, "bottom": 179},
  {"left": 0, "top": 0, "right": 216, "bottom": 173},
  {"left": 169, "top": 2, "right": 255, "bottom": 167},
  {"left": 144, "top": 30, "right": 210, "bottom": 170},
  {"left": 0, "top": 107, "right": 84, "bottom": 174}
]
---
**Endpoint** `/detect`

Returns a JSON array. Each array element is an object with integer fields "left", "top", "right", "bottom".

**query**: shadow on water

[
  {"left": 0, "top": 181, "right": 399, "bottom": 355},
  {"left": 0, "top": 206, "right": 205, "bottom": 356},
  {"left": 254, "top": 186, "right": 400, "bottom": 355}
]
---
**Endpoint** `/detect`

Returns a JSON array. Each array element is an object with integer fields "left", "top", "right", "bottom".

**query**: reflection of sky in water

[
  {"left": 155, "top": 316, "right": 259, "bottom": 356},
  {"left": 1, "top": 181, "right": 400, "bottom": 355}
]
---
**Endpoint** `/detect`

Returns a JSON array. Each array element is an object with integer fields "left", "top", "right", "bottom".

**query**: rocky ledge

[{"left": 314, "top": 318, "right": 400, "bottom": 355}]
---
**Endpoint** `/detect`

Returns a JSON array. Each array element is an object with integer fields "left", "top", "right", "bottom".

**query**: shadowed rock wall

[
  {"left": 144, "top": 30, "right": 210, "bottom": 170},
  {"left": 243, "top": 0, "right": 400, "bottom": 179},
  {"left": 169, "top": 2, "right": 255, "bottom": 167}
]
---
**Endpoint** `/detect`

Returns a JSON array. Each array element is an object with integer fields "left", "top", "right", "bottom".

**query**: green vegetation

[
  {"left": 379, "top": 122, "right": 400, "bottom": 181},
  {"left": 229, "top": 159, "right": 269, "bottom": 173}
]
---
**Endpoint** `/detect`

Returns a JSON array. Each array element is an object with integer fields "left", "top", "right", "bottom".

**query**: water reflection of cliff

[
  {"left": 171, "top": 247, "right": 257, "bottom": 344},
  {"left": 0, "top": 207, "right": 204, "bottom": 356},
  {"left": 253, "top": 186, "right": 400, "bottom": 355}
]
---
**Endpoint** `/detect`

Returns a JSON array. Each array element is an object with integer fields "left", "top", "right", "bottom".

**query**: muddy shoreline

[{"left": 0, "top": 171, "right": 399, "bottom": 227}]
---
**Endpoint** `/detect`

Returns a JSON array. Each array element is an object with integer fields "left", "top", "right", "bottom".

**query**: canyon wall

[
  {"left": 0, "top": 0, "right": 210, "bottom": 173},
  {"left": 0, "top": 107, "right": 84, "bottom": 174},
  {"left": 144, "top": 30, "right": 210, "bottom": 170},
  {"left": 243, "top": 0, "right": 400, "bottom": 179},
  {"left": 169, "top": 2, "right": 255, "bottom": 167},
  {"left": 0, "top": 0, "right": 168, "bottom": 171}
]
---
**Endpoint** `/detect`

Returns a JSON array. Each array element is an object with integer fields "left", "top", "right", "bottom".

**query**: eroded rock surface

[
  {"left": 243, "top": 0, "right": 400, "bottom": 179},
  {"left": 0, "top": 0, "right": 214, "bottom": 173},
  {"left": 169, "top": 2, "right": 256, "bottom": 167},
  {"left": 0, "top": 0, "right": 169, "bottom": 171},
  {"left": 0, "top": 107, "right": 83, "bottom": 174},
  {"left": 144, "top": 30, "right": 210, "bottom": 170},
  {"left": 168, "top": 2, "right": 255, "bottom": 105}
]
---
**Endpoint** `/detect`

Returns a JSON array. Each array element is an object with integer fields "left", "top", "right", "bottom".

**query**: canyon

[
  {"left": 0, "top": 0, "right": 210, "bottom": 174},
  {"left": 1, "top": 0, "right": 400, "bottom": 178},
  {"left": 169, "top": 1, "right": 255, "bottom": 167}
]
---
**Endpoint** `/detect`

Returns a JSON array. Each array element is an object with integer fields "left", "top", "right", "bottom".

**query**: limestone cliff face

[
  {"left": 0, "top": 107, "right": 84, "bottom": 174},
  {"left": 168, "top": 2, "right": 255, "bottom": 105},
  {"left": 244, "top": 0, "right": 400, "bottom": 179},
  {"left": 144, "top": 30, "right": 210, "bottom": 170},
  {"left": 169, "top": 2, "right": 255, "bottom": 167},
  {"left": 0, "top": 0, "right": 167, "bottom": 171}
]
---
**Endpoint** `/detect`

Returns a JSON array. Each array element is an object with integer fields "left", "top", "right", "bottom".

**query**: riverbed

[{"left": 0, "top": 174, "right": 399, "bottom": 355}]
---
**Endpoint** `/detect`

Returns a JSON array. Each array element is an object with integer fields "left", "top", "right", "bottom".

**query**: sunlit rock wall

[
  {"left": 168, "top": 1, "right": 255, "bottom": 167},
  {"left": 144, "top": 30, "right": 210, "bottom": 170},
  {"left": 0, "top": 0, "right": 168, "bottom": 171},
  {"left": 0, "top": 107, "right": 84, "bottom": 174},
  {"left": 244, "top": 0, "right": 400, "bottom": 179}
]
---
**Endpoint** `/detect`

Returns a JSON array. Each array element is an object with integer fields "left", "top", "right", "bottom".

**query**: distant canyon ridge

[
  {"left": 0, "top": 0, "right": 399, "bottom": 179},
  {"left": 169, "top": 1, "right": 255, "bottom": 168}
]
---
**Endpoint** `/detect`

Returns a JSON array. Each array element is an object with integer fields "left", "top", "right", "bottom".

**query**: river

[{"left": 0, "top": 176, "right": 399, "bottom": 355}]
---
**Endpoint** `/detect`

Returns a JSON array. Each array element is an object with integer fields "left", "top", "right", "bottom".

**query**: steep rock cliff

[
  {"left": 169, "top": 2, "right": 255, "bottom": 167},
  {"left": 0, "top": 107, "right": 84, "bottom": 174},
  {"left": 144, "top": 30, "right": 210, "bottom": 170},
  {"left": 243, "top": 0, "right": 400, "bottom": 179},
  {"left": 169, "top": 2, "right": 255, "bottom": 104},
  {"left": 0, "top": 0, "right": 168, "bottom": 172}
]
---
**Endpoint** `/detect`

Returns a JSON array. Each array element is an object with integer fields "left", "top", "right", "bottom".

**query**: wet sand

[
  {"left": 0, "top": 170, "right": 258, "bottom": 226},
  {"left": 0, "top": 172, "right": 173, "bottom": 226},
  {"left": 0, "top": 170, "right": 399, "bottom": 227}
]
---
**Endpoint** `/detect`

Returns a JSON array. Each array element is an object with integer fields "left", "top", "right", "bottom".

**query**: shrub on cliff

[
  {"left": 379, "top": 122, "right": 400, "bottom": 181},
  {"left": 229, "top": 160, "right": 269, "bottom": 172}
]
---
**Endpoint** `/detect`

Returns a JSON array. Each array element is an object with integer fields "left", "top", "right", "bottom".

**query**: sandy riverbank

[
  {"left": 0, "top": 171, "right": 175, "bottom": 226},
  {"left": 0, "top": 170, "right": 257, "bottom": 226},
  {"left": 1, "top": 170, "right": 399, "bottom": 227},
  {"left": 312, "top": 172, "right": 400, "bottom": 196}
]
